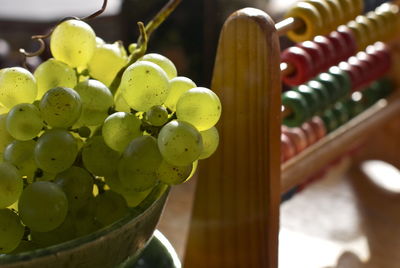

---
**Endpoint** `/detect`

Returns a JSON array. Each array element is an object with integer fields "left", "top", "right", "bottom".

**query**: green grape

[
  {"left": 50, "top": 19, "right": 96, "bottom": 68},
  {"left": 104, "top": 175, "right": 152, "bottom": 207},
  {"left": 164, "top": 76, "right": 196, "bottom": 111},
  {"left": 94, "top": 191, "right": 128, "bottom": 226},
  {"left": 176, "top": 87, "right": 221, "bottom": 131},
  {"left": 188, "top": 160, "right": 198, "bottom": 180},
  {"left": 0, "top": 67, "right": 37, "bottom": 108},
  {"left": 35, "top": 170, "right": 56, "bottom": 182},
  {"left": 18, "top": 181, "right": 68, "bottom": 232},
  {"left": 140, "top": 53, "right": 177, "bottom": 79},
  {"left": 55, "top": 166, "right": 94, "bottom": 212},
  {"left": 120, "top": 61, "right": 170, "bottom": 112},
  {"left": 118, "top": 136, "right": 162, "bottom": 191},
  {"left": 39, "top": 87, "right": 82, "bottom": 128},
  {"left": 0, "top": 209, "right": 24, "bottom": 253},
  {"left": 88, "top": 42, "right": 128, "bottom": 87},
  {"left": 145, "top": 105, "right": 169, "bottom": 126},
  {"left": 0, "top": 162, "right": 22, "bottom": 208},
  {"left": 73, "top": 196, "right": 100, "bottom": 237},
  {"left": 34, "top": 58, "right": 77, "bottom": 99},
  {"left": 157, "top": 160, "right": 192, "bottom": 185},
  {"left": 114, "top": 90, "right": 131, "bottom": 113},
  {"left": 0, "top": 104, "right": 8, "bottom": 114},
  {"left": 82, "top": 136, "right": 120, "bottom": 177},
  {"left": 0, "top": 114, "right": 14, "bottom": 159},
  {"left": 30, "top": 212, "right": 76, "bottom": 247},
  {"left": 199, "top": 126, "right": 219, "bottom": 159},
  {"left": 3, "top": 140, "right": 37, "bottom": 179},
  {"left": 6, "top": 103, "right": 44, "bottom": 141},
  {"left": 74, "top": 79, "right": 114, "bottom": 126},
  {"left": 102, "top": 112, "right": 142, "bottom": 152},
  {"left": 158, "top": 120, "right": 203, "bottom": 166},
  {"left": 95, "top": 37, "right": 105, "bottom": 45},
  {"left": 34, "top": 129, "right": 78, "bottom": 173},
  {"left": 10, "top": 240, "right": 39, "bottom": 254}
]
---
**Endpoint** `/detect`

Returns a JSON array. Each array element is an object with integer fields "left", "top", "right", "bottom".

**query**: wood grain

[{"left": 184, "top": 8, "right": 281, "bottom": 268}]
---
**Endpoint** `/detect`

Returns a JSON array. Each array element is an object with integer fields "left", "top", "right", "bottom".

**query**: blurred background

[{"left": 0, "top": 0, "right": 295, "bottom": 87}]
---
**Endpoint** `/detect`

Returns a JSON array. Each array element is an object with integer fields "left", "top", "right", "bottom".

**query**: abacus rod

[{"left": 275, "top": 17, "right": 304, "bottom": 36}]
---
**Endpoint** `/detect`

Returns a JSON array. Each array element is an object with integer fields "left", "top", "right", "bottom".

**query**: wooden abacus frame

[{"left": 183, "top": 4, "right": 400, "bottom": 268}]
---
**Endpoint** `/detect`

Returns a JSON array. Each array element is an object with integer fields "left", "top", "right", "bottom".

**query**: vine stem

[
  {"left": 109, "top": 0, "right": 182, "bottom": 94},
  {"left": 19, "top": 0, "right": 108, "bottom": 66}
]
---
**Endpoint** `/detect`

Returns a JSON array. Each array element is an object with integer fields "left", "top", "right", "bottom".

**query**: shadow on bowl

[{"left": 0, "top": 184, "right": 170, "bottom": 268}]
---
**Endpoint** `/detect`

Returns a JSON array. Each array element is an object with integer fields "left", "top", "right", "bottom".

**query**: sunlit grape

[
  {"left": 82, "top": 136, "right": 120, "bottom": 177},
  {"left": 34, "top": 58, "right": 77, "bottom": 99},
  {"left": 39, "top": 87, "right": 82, "bottom": 128},
  {"left": 50, "top": 19, "right": 96, "bottom": 68},
  {"left": 3, "top": 140, "right": 37, "bottom": 179},
  {"left": 0, "top": 114, "right": 14, "bottom": 159},
  {"left": 118, "top": 136, "right": 162, "bottom": 191},
  {"left": 74, "top": 79, "right": 114, "bottom": 126},
  {"left": 158, "top": 120, "right": 203, "bottom": 166},
  {"left": 145, "top": 105, "right": 169, "bottom": 126},
  {"left": 18, "top": 181, "right": 68, "bottom": 232},
  {"left": 6, "top": 103, "right": 44, "bottom": 141},
  {"left": 55, "top": 166, "right": 94, "bottom": 211},
  {"left": 102, "top": 112, "right": 142, "bottom": 152},
  {"left": 199, "top": 126, "right": 219, "bottom": 159},
  {"left": 34, "top": 129, "right": 78, "bottom": 173},
  {"left": 176, "top": 87, "right": 221, "bottom": 131},
  {"left": 164, "top": 76, "right": 196, "bottom": 111},
  {"left": 120, "top": 61, "right": 170, "bottom": 112},
  {"left": 140, "top": 53, "right": 177, "bottom": 79},
  {"left": 88, "top": 42, "right": 128, "bottom": 87},
  {"left": 0, "top": 67, "right": 37, "bottom": 108},
  {"left": 157, "top": 160, "right": 192, "bottom": 185}
]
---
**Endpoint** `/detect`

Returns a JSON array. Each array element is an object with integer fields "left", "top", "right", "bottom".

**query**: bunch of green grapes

[{"left": 0, "top": 16, "right": 221, "bottom": 255}]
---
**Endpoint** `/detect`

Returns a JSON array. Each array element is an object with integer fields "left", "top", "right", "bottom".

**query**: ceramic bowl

[{"left": 0, "top": 185, "right": 169, "bottom": 268}]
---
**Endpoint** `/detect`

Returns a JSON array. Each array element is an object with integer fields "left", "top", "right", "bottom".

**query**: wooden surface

[{"left": 183, "top": 7, "right": 281, "bottom": 268}]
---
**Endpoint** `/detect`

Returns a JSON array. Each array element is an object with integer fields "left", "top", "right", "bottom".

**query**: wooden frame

[{"left": 184, "top": 5, "right": 400, "bottom": 268}]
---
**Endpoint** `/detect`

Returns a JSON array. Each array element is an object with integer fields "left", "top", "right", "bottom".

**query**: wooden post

[{"left": 184, "top": 8, "right": 281, "bottom": 268}]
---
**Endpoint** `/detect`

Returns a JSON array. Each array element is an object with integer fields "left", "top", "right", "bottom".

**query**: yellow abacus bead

[
  {"left": 355, "top": 15, "right": 376, "bottom": 47},
  {"left": 376, "top": 6, "right": 397, "bottom": 41},
  {"left": 325, "top": 0, "right": 345, "bottom": 27},
  {"left": 336, "top": 0, "right": 355, "bottom": 23},
  {"left": 365, "top": 12, "right": 386, "bottom": 42},
  {"left": 352, "top": 0, "right": 364, "bottom": 17},
  {"left": 307, "top": 0, "right": 334, "bottom": 34},
  {"left": 347, "top": 20, "right": 368, "bottom": 51},
  {"left": 285, "top": 2, "right": 323, "bottom": 42}
]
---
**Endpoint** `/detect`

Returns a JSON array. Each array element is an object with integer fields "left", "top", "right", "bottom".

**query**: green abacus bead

[
  {"left": 328, "top": 66, "right": 351, "bottom": 99},
  {"left": 295, "top": 85, "right": 320, "bottom": 116},
  {"left": 332, "top": 102, "right": 350, "bottom": 126},
  {"left": 342, "top": 97, "right": 364, "bottom": 118},
  {"left": 282, "top": 90, "right": 310, "bottom": 127},
  {"left": 307, "top": 80, "right": 330, "bottom": 112},
  {"left": 321, "top": 109, "right": 339, "bottom": 133},
  {"left": 373, "top": 78, "right": 394, "bottom": 98},
  {"left": 315, "top": 73, "right": 341, "bottom": 104}
]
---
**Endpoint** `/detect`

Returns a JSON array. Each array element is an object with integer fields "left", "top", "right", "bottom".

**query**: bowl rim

[{"left": 0, "top": 184, "right": 170, "bottom": 264}]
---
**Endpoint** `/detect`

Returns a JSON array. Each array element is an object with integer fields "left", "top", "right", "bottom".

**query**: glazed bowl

[{"left": 0, "top": 185, "right": 169, "bottom": 268}]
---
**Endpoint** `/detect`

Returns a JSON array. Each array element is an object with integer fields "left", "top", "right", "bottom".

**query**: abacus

[{"left": 183, "top": 0, "right": 400, "bottom": 267}]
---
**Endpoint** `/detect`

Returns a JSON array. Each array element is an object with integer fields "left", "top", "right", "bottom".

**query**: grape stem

[
  {"left": 109, "top": 0, "right": 182, "bottom": 94},
  {"left": 18, "top": 0, "right": 109, "bottom": 67}
]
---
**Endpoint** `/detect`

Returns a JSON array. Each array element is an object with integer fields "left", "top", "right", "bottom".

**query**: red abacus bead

[
  {"left": 367, "top": 43, "right": 391, "bottom": 77},
  {"left": 357, "top": 51, "right": 380, "bottom": 81},
  {"left": 348, "top": 56, "right": 370, "bottom": 90},
  {"left": 336, "top": 25, "right": 357, "bottom": 59},
  {"left": 282, "top": 127, "right": 308, "bottom": 153},
  {"left": 301, "top": 121, "right": 318, "bottom": 145},
  {"left": 313, "top": 35, "right": 335, "bottom": 71},
  {"left": 281, "top": 132, "right": 296, "bottom": 163},
  {"left": 281, "top": 46, "right": 314, "bottom": 86},
  {"left": 327, "top": 31, "right": 348, "bottom": 64},
  {"left": 308, "top": 116, "right": 326, "bottom": 140},
  {"left": 339, "top": 61, "right": 362, "bottom": 90},
  {"left": 297, "top": 41, "right": 325, "bottom": 76}
]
